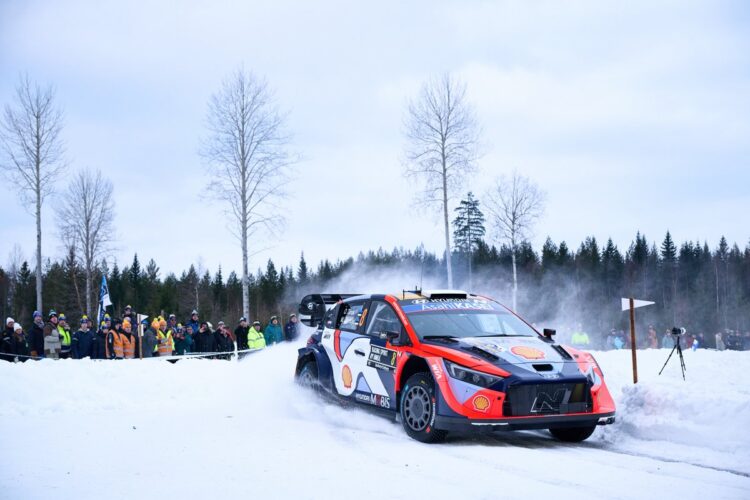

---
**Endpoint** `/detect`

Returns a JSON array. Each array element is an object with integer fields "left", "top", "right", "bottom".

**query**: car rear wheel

[
  {"left": 400, "top": 372, "right": 447, "bottom": 443},
  {"left": 549, "top": 425, "right": 597, "bottom": 442}
]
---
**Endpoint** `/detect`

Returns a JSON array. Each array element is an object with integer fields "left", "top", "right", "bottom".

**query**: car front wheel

[{"left": 399, "top": 372, "right": 447, "bottom": 443}]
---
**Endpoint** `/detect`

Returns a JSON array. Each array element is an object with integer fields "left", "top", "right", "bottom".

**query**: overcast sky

[{"left": 1, "top": 0, "right": 748, "bottom": 279}]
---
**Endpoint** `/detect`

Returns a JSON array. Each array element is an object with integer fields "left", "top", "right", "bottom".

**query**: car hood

[{"left": 422, "top": 335, "right": 580, "bottom": 370}]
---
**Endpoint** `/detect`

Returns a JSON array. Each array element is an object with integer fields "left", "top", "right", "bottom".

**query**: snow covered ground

[{"left": 1, "top": 343, "right": 749, "bottom": 500}]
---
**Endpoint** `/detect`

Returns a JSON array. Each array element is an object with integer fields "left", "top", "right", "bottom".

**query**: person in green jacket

[
  {"left": 264, "top": 316, "right": 283, "bottom": 346},
  {"left": 570, "top": 324, "right": 590, "bottom": 348},
  {"left": 247, "top": 321, "right": 266, "bottom": 350}
]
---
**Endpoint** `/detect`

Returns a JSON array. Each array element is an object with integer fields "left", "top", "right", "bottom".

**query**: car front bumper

[{"left": 434, "top": 411, "right": 616, "bottom": 432}]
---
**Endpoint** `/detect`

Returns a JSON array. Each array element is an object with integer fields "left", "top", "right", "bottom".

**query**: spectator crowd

[
  {"left": 0, "top": 305, "right": 301, "bottom": 362},
  {"left": 565, "top": 323, "right": 750, "bottom": 352}
]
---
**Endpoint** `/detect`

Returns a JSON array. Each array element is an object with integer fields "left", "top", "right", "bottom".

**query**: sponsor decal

[
  {"left": 367, "top": 345, "right": 398, "bottom": 371},
  {"left": 472, "top": 395, "right": 491, "bottom": 413},
  {"left": 354, "top": 391, "right": 391, "bottom": 409},
  {"left": 429, "top": 360, "right": 443, "bottom": 380},
  {"left": 342, "top": 365, "right": 353, "bottom": 388},
  {"left": 401, "top": 299, "right": 495, "bottom": 313},
  {"left": 511, "top": 346, "right": 545, "bottom": 360}
]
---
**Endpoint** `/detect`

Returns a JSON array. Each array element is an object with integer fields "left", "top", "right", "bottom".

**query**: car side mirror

[
  {"left": 543, "top": 328, "right": 556, "bottom": 339},
  {"left": 382, "top": 330, "right": 401, "bottom": 345}
]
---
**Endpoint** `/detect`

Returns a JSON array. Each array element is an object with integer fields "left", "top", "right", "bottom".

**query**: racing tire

[
  {"left": 400, "top": 372, "right": 447, "bottom": 443},
  {"left": 549, "top": 425, "right": 597, "bottom": 442},
  {"left": 297, "top": 360, "right": 321, "bottom": 392}
]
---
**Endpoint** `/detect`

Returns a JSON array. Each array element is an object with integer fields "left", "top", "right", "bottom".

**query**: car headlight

[{"left": 444, "top": 360, "right": 503, "bottom": 388}]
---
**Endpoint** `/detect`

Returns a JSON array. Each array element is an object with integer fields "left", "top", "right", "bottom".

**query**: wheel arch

[{"left": 396, "top": 355, "right": 431, "bottom": 410}]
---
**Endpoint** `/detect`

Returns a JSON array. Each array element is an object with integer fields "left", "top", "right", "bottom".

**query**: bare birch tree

[
  {"left": 485, "top": 171, "right": 546, "bottom": 311},
  {"left": 201, "top": 69, "right": 295, "bottom": 320},
  {"left": 57, "top": 168, "right": 115, "bottom": 316},
  {"left": 0, "top": 75, "right": 66, "bottom": 312},
  {"left": 403, "top": 73, "right": 481, "bottom": 288}
]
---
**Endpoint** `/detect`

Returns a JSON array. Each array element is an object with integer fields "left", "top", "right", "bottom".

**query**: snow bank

[{"left": 1, "top": 344, "right": 749, "bottom": 499}]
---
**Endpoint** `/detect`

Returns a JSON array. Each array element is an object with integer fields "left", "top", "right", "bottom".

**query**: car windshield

[{"left": 402, "top": 302, "right": 538, "bottom": 339}]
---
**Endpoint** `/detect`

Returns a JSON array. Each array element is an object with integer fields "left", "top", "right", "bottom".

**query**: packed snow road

[{"left": 1, "top": 343, "right": 748, "bottom": 499}]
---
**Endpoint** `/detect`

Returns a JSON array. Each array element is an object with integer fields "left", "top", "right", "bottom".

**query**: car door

[{"left": 352, "top": 300, "right": 404, "bottom": 411}]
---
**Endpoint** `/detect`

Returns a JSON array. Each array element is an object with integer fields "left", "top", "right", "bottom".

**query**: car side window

[
  {"left": 366, "top": 301, "right": 402, "bottom": 338},
  {"left": 337, "top": 302, "right": 367, "bottom": 332}
]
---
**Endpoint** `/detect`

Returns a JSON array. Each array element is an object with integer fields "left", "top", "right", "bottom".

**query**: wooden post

[{"left": 629, "top": 297, "right": 638, "bottom": 384}]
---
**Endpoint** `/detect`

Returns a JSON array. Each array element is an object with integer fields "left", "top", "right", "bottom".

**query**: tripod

[{"left": 659, "top": 335, "right": 686, "bottom": 380}]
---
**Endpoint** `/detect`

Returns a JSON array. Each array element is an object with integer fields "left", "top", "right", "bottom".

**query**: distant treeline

[{"left": 1, "top": 231, "right": 748, "bottom": 346}]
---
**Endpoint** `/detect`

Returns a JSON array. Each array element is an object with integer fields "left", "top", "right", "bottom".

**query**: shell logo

[
  {"left": 473, "top": 395, "right": 491, "bottom": 412},
  {"left": 511, "top": 346, "right": 545, "bottom": 360},
  {"left": 342, "top": 365, "right": 353, "bottom": 388}
]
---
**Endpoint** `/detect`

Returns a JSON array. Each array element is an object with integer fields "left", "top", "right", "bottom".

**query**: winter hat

[
  {"left": 253, "top": 320, "right": 261, "bottom": 326},
  {"left": 270, "top": 316, "right": 278, "bottom": 322},
  {"left": 33, "top": 311, "right": 42, "bottom": 320},
  {"left": 239, "top": 316, "right": 247, "bottom": 322},
  {"left": 81, "top": 316, "right": 89, "bottom": 325},
  {"left": 123, "top": 319, "right": 131, "bottom": 329},
  {"left": 218, "top": 321, "right": 225, "bottom": 326},
  {"left": 168, "top": 313, "right": 176, "bottom": 319},
  {"left": 191, "top": 310, "right": 198, "bottom": 316},
  {"left": 6, "top": 317, "right": 14, "bottom": 325},
  {"left": 159, "top": 318, "right": 167, "bottom": 328},
  {"left": 125, "top": 305, "right": 132, "bottom": 310},
  {"left": 48, "top": 309, "right": 57, "bottom": 318},
  {"left": 289, "top": 313, "right": 296, "bottom": 318},
  {"left": 13, "top": 322, "right": 22, "bottom": 332},
  {"left": 58, "top": 313, "right": 67, "bottom": 321},
  {"left": 151, "top": 319, "right": 160, "bottom": 330},
  {"left": 100, "top": 321, "right": 109, "bottom": 329}
]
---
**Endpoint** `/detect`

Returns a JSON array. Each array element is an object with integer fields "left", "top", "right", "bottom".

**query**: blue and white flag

[{"left": 97, "top": 275, "right": 112, "bottom": 325}]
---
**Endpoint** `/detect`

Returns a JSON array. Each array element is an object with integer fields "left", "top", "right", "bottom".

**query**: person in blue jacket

[
  {"left": 264, "top": 316, "right": 283, "bottom": 346},
  {"left": 71, "top": 316, "right": 95, "bottom": 359}
]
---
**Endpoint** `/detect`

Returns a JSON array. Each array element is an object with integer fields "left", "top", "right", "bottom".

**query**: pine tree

[
  {"left": 298, "top": 252, "right": 309, "bottom": 285},
  {"left": 451, "top": 192, "right": 486, "bottom": 288}
]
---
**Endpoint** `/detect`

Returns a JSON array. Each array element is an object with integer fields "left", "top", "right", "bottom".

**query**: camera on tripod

[{"left": 660, "top": 326, "right": 687, "bottom": 380}]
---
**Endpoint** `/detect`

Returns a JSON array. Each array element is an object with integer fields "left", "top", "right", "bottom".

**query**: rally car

[{"left": 295, "top": 290, "right": 615, "bottom": 443}]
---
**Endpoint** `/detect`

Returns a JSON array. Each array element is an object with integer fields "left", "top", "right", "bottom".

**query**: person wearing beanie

[
  {"left": 29, "top": 311, "right": 45, "bottom": 358},
  {"left": 57, "top": 313, "right": 72, "bottom": 359},
  {"left": 156, "top": 317, "right": 173, "bottom": 357},
  {"left": 71, "top": 316, "right": 94, "bottom": 359},
  {"left": 234, "top": 317, "right": 249, "bottom": 350},
  {"left": 173, "top": 324, "right": 190, "bottom": 356},
  {"left": 121, "top": 320, "right": 136, "bottom": 359},
  {"left": 1, "top": 318, "right": 15, "bottom": 362},
  {"left": 1, "top": 323, "right": 30, "bottom": 362},
  {"left": 193, "top": 321, "right": 216, "bottom": 354},
  {"left": 284, "top": 313, "right": 299, "bottom": 342},
  {"left": 186, "top": 310, "right": 200, "bottom": 336},
  {"left": 122, "top": 305, "right": 135, "bottom": 324},
  {"left": 43, "top": 310, "right": 62, "bottom": 359},
  {"left": 247, "top": 321, "right": 266, "bottom": 350},
  {"left": 264, "top": 316, "right": 283, "bottom": 346},
  {"left": 141, "top": 319, "right": 157, "bottom": 358},
  {"left": 91, "top": 322, "right": 111, "bottom": 360},
  {"left": 214, "top": 323, "right": 234, "bottom": 359}
]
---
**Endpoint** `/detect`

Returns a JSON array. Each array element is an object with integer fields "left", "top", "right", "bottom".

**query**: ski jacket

[
  {"left": 247, "top": 327, "right": 266, "bottom": 350},
  {"left": 71, "top": 329, "right": 95, "bottom": 359},
  {"left": 234, "top": 325, "right": 249, "bottom": 350},
  {"left": 284, "top": 321, "right": 298, "bottom": 341},
  {"left": 193, "top": 330, "right": 216, "bottom": 353},
  {"left": 264, "top": 323, "right": 283, "bottom": 346},
  {"left": 29, "top": 322, "right": 45, "bottom": 357}
]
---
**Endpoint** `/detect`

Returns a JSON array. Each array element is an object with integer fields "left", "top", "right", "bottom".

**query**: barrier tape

[{"left": 0, "top": 347, "right": 265, "bottom": 362}]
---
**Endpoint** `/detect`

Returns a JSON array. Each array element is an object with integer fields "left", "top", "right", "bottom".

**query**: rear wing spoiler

[{"left": 298, "top": 294, "right": 361, "bottom": 327}]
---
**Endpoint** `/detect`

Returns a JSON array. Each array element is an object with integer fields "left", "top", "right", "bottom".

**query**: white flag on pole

[{"left": 621, "top": 298, "right": 655, "bottom": 311}]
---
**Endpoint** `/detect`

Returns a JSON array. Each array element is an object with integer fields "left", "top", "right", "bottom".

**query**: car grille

[{"left": 502, "top": 383, "right": 592, "bottom": 417}]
